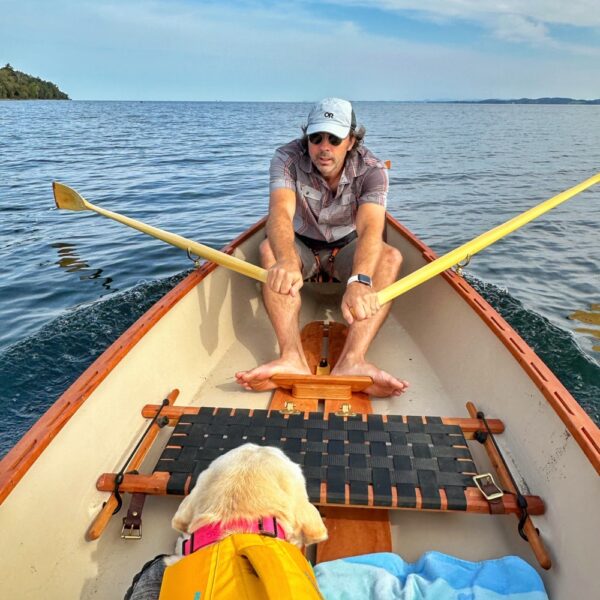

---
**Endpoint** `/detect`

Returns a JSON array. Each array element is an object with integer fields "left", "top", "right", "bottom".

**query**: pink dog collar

[{"left": 183, "top": 517, "right": 287, "bottom": 555}]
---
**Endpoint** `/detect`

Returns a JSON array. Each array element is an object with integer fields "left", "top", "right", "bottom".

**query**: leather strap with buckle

[
  {"left": 121, "top": 493, "right": 147, "bottom": 539},
  {"left": 473, "top": 473, "right": 505, "bottom": 514}
]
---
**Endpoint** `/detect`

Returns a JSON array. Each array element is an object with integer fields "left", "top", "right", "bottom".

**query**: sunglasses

[{"left": 308, "top": 132, "right": 344, "bottom": 146}]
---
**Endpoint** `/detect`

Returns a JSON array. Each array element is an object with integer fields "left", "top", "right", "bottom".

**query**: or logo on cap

[{"left": 324, "top": 112, "right": 334, "bottom": 118}]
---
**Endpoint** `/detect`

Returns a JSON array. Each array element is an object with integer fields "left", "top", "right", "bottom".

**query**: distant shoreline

[
  {"left": 442, "top": 97, "right": 600, "bottom": 105},
  {"left": 2, "top": 97, "right": 599, "bottom": 104}
]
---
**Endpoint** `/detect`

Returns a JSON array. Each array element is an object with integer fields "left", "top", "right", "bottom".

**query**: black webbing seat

[
  {"left": 96, "top": 405, "right": 544, "bottom": 516},
  {"left": 153, "top": 407, "right": 478, "bottom": 511}
]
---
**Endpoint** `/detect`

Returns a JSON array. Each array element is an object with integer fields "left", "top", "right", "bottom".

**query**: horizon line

[{"left": 4, "top": 97, "right": 600, "bottom": 104}]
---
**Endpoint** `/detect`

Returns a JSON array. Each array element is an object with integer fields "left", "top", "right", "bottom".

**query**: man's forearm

[
  {"left": 351, "top": 227, "right": 384, "bottom": 278},
  {"left": 266, "top": 210, "right": 299, "bottom": 265}
]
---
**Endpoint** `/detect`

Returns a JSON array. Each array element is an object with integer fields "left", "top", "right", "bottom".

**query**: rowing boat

[{"left": 1, "top": 212, "right": 598, "bottom": 598}]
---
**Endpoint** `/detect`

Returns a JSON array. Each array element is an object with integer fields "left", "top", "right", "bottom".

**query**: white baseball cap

[{"left": 306, "top": 98, "right": 355, "bottom": 139}]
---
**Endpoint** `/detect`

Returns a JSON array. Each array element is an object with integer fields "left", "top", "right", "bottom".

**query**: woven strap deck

[{"left": 96, "top": 405, "right": 543, "bottom": 516}]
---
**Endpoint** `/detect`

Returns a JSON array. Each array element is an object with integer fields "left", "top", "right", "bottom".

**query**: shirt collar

[{"left": 298, "top": 149, "right": 313, "bottom": 174}]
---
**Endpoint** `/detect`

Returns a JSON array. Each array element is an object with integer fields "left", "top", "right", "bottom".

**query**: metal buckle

[
  {"left": 473, "top": 473, "right": 504, "bottom": 501},
  {"left": 279, "top": 401, "right": 301, "bottom": 415},
  {"left": 121, "top": 522, "right": 142, "bottom": 540},
  {"left": 257, "top": 517, "right": 278, "bottom": 538},
  {"left": 335, "top": 403, "right": 356, "bottom": 417}
]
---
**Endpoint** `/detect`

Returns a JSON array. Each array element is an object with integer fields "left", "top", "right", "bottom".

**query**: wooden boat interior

[{"left": 1, "top": 214, "right": 598, "bottom": 599}]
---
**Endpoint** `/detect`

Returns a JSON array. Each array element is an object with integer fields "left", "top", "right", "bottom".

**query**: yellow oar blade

[
  {"left": 377, "top": 172, "right": 600, "bottom": 306},
  {"left": 53, "top": 181, "right": 90, "bottom": 211},
  {"left": 52, "top": 182, "right": 268, "bottom": 284}
]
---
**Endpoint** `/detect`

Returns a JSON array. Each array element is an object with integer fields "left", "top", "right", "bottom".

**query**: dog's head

[{"left": 171, "top": 444, "right": 327, "bottom": 548}]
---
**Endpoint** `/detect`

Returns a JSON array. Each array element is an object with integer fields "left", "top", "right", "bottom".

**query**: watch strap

[{"left": 347, "top": 274, "right": 372, "bottom": 287}]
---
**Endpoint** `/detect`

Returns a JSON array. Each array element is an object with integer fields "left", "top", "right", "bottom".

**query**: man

[{"left": 236, "top": 98, "right": 408, "bottom": 397}]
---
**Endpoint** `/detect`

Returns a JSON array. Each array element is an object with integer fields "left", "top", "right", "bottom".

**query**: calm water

[{"left": 1, "top": 101, "right": 599, "bottom": 457}]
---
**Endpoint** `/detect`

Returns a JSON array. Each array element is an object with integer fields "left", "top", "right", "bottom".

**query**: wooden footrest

[{"left": 271, "top": 374, "right": 373, "bottom": 401}]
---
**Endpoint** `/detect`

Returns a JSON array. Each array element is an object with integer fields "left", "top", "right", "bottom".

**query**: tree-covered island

[{"left": 0, "top": 64, "right": 69, "bottom": 99}]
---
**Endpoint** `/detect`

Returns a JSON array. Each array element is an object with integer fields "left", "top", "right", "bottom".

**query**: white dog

[
  {"left": 125, "top": 444, "right": 328, "bottom": 599},
  {"left": 171, "top": 443, "right": 327, "bottom": 549}
]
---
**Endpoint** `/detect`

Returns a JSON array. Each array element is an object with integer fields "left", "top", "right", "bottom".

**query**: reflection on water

[
  {"left": 51, "top": 242, "right": 113, "bottom": 290},
  {"left": 569, "top": 304, "right": 600, "bottom": 352}
]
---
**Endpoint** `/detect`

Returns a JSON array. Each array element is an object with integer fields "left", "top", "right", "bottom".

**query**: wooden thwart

[
  {"left": 141, "top": 403, "right": 505, "bottom": 439},
  {"left": 95, "top": 470, "right": 544, "bottom": 516}
]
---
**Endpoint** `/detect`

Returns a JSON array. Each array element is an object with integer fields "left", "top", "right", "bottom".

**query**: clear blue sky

[{"left": 2, "top": 0, "right": 599, "bottom": 101}]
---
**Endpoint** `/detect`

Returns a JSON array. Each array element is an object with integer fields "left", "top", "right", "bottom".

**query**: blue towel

[{"left": 314, "top": 551, "right": 548, "bottom": 600}]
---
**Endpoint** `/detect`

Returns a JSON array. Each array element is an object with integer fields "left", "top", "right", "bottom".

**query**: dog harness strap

[{"left": 183, "top": 517, "right": 287, "bottom": 555}]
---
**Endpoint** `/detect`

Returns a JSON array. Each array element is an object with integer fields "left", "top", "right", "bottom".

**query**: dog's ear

[
  {"left": 295, "top": 500, "right": 328, "bottom": 546},
  {"left": 172, "top": 491, "right": 216, "bottom": 533},
  {"left": 171, "top": 493, "right": 199, "bottom": 533}
]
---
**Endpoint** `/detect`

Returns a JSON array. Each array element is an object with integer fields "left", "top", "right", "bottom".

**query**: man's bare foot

[
  {"left": 235, "top": 357, "right": 311, "bottom": 392},
  {"left": 331, "top": 360, "right": 409, "bottom": 398}
]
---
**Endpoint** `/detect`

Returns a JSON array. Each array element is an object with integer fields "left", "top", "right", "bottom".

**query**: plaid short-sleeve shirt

[{"left": 269, "top": 140, "right": 388, "bottom": 243}]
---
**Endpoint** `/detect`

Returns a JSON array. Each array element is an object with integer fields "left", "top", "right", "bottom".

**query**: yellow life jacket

[{"left": 158, "top": 533, "right": 324, "bottom": 600}]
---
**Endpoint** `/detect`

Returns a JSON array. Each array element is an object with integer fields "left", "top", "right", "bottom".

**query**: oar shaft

[
  {"left": 90, "top": 203, "right": 267, "bottom": 282},
  {"left": 377, "top": 172, "right": 600, "bottom": 305},
  {"left": 53, "top": 181, "right": 269, "bottom": 283}
]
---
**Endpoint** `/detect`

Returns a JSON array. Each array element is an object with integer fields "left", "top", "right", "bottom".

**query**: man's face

[{"left": 308, "top": 132, "right": 355, "bottom": 181}]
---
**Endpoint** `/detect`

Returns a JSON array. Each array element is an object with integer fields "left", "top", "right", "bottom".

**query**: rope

[
  {"left": 476, "top": 410, "right": 533, "bottom": 541},
  {"left": 111, "top": 397, "right": 170, "bottom": 515}
]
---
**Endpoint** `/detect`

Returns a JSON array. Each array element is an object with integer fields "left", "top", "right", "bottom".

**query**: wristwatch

[{"left": 347, "top": 274, "right": 372, "bottom": 287}]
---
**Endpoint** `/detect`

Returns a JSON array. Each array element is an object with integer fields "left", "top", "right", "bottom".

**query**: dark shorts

[
  {"left": 294, "top": 232, "right": 357, "bottom": 283},
  {"left": 125, "top": 555, "right": 166, "bottom": 600}
]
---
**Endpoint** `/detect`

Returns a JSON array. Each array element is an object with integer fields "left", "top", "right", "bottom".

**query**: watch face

[{"left": 357, "top": 274, "right": 372, "bottom": 285}]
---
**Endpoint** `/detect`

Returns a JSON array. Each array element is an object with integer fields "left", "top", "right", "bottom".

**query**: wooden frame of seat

[{"left": 92, "top": 321, "right": 550, "bottom": 568}]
